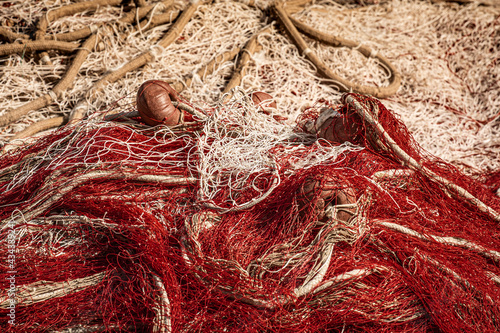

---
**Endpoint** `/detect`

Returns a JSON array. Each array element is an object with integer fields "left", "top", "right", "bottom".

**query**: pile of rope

[{"left": 1, "top": 87, "right": 499, "bottom": 332}]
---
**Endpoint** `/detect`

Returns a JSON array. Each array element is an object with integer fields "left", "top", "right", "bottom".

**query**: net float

[
  {"left": 300, "top": 175, "right": 356, "bottom": 223},
  {"left": 251, "top": 91, "right": 277, "bottom": 112},
  {"left": 136, "top": 80, "right": 182, "bottom": 126},
  {"left": 316, "top": 108, "right": 362, "bottom": 144}
]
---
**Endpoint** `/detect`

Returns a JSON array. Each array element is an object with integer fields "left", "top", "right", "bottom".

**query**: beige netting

[{"left": 0, "top": 0, "right": 499, "bottom": 173}]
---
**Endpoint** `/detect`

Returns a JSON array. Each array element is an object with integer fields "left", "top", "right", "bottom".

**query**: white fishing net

[{"left": 0, "top": 0, "right": 499, "bottom": 173}]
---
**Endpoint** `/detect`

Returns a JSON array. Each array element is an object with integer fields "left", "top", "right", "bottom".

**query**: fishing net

[
  {"left": 1, "top": 0, "right": 499, "bottom": 172},
  {"left": 1, "top": 88, "right": 499, "bottom": 332},
  {"left": 1, "top": 0, "right": 500, "bottom": 331}
]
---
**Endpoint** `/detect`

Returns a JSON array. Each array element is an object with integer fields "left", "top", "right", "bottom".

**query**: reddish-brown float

[
  {"left": 136, "top": 80, "right": 181, "bottom": 126},
  {"left": 251, "top": 91, "right": 277, "bottom": 110}
]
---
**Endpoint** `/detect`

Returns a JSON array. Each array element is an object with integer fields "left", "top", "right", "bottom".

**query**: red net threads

[{"left": 1, "top": 92, "right": 499, "bottom": 332}]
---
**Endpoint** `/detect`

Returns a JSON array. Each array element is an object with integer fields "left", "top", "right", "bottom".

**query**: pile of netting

[{"left": 1, "top": 89, "right": 500, "bottom": 332}]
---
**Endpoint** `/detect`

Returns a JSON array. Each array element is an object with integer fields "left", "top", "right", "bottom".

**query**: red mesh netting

[{"left": 1, "top": 92, "right": 499, "bottom": 332}]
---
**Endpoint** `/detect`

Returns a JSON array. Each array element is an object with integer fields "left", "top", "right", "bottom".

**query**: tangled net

[{"left": 1, "top": 90, "right": 500, "bottom": 332}]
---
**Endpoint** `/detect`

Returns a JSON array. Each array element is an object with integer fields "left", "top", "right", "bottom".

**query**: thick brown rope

[
  {"left": 35, "top": 0, "right": 123, "bottom": 65},
  {"left": 222, "top": 26, "right": 271, "bottom": 98},
  {"left": 0, "top": 0, "right": 123, "bottom": 60},
  {"left": 1, "top": 1, "right": 179, "bottom": 132},
  {"left": 46, "top": 0, "right": 175, "bottom": 42},
  {"left": 0, "top": 27, "right": 29, "bottom": 43},
  {"left": 0, "top": 40, "right": 80, "bottom": 57},
  {"left": 69, "top": 0, "right": 210, "bottom": 122},
  {"left": 273, "top": 1, "right": 401, "bottom": 99},
  {"left": 9, "top": 117, "right": 66, "bottom": 142},
  {"left": 0, "top": 34, "right": 98, "bottom": 127},
  {"left": 36, "top": 0, "right": 124, "bottom": 37}
]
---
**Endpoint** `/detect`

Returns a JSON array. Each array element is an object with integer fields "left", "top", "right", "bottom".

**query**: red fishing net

[{"left": 1, "top": 88, "right": 499, "bottom": 332}]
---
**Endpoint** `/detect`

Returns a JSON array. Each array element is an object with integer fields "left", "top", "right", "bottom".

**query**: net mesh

[
  {"left": 1, "top": 90, "right": 499, "bottom": 332},
  {"left": 1, "top": 0, "right": 499, "bottom": 172}
]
